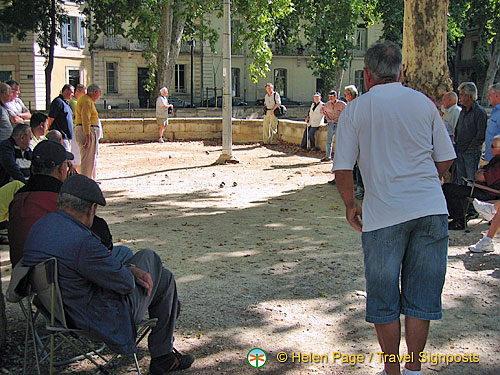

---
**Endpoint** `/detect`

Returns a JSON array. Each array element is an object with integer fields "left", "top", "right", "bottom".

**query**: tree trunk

[
  {"left": 44, "top": 0, "right": 57, "bottom": 109},
  {"left": 0, "top": 270, "right": 6, "bottom": 350},
  {"left": 402, "top": 0, "right": 451, "bottom": 105},
  {"left": 154, "top": 1, "right": 186, "bottom": 98},
  {"left": 480, "top": 35, "right": 500, "bottom": 106}
]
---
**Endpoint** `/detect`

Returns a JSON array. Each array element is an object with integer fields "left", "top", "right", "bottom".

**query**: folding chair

[
  {"left": 25, "top": 257, "right": 157, "bottom": 375},
  {"left": 463, "top": 177, "right": 500, "bottom": 229}
]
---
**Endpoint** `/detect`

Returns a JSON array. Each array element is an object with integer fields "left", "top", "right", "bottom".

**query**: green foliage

[
  {"left": 374, "top": 0, "right": 404, "bottom": 45},
  {"left": 0, "top": 0, "right": 67, "bottom": 58}
]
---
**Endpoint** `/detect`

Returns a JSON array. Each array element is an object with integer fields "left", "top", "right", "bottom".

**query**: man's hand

[
  {"left": 129, "top": 266, "right": 153, "bottom": 296},
  {"left": 83, "top": 134, "right": 91, "bottom": 149},
  {"left": 345, "top": 200, "right": 363, "bottom": 232}
]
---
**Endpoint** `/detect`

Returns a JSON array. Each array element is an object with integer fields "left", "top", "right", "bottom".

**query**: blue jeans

[
  {"left": 325, "top": 122, "right": 337, "bottom": 158},
  {"left": 300, "top": 126, "right": 319, "bottom": 149},
  {"left": 361, "top": 215, "right": 448, "bottom": 324},
  {"left": 452, "top": 148, "right": 481, "bottom": 185}
]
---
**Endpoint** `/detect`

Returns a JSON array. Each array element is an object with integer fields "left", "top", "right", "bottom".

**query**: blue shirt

[
  {"left": 485, "top": 104, "right": 500, "bottom": 162},
  {"left": 23, "top": 210, "right": 137, "bottom": 354},
  {"left": 48, "top": 95, "right": 73, "bottom": 140}
]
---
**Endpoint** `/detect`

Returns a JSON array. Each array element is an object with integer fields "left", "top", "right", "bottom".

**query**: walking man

[
  {"left": 75, "top": 84, "right": 102, "bottom": 180},
  {"left": 333, "top": 41, "right": 456, "bottom": 375},
  {"left": 262, "top": 83, "right": 281, "bottom": 145},
  {"left": 320, "top": 90, "right": 346, "bottom": 162}
]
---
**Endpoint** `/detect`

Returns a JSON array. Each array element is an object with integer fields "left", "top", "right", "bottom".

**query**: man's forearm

[
  {"left": 335, "top": 170, "right": 355, "bottom": 206},
  {"left": 435, "top": 159, "right": 455, "bottom": 179}
]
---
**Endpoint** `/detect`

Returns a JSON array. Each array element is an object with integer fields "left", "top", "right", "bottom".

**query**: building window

[
  {"left": 0, "top": 71, "right": 12, "bottom": 82},
  {"left": 106, "top": 62, "right": 118, "bottom": 94},
  {"left": 61, "top": 17, "right": 85, "bottom": 48},
  {"left": 175, "top": 64, "right": 186, "bottom": 93},
  {"left": 231, "top": 20, "right": 241, "bottom": 54},
  {"left": 354, "top": 70, "right": 364, "bottom": 94},
  {"left": 68, "top": 69, "right": 80, "bottom": 88},
  {"left": 0, "top": 34, "right": 11, "bottom": 44},
  {"left": 354, "top": 27, "right": 367, "bottom": 56},
  {"left": 274, "top": 69, "right": 287, "bottom": 97},
  {"left": 231, "top": 68, "right": 240, "bottom": 97}
]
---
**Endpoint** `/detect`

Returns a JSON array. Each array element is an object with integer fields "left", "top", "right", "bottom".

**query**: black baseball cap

[
  {"left": 60, "top": 174, "right": 106, "bottom": 206},
  {"left": 32, "top": 140, "right": 74, "bottom": 168}
]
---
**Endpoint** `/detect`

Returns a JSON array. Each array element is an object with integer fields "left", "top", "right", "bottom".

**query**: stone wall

[{"left": 101, "top": 117, "right": 329, "bottom": 151}]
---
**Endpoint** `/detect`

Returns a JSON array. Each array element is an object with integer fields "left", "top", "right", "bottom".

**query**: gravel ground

[{"left": 0, "top": 140, "right": 498, "bottom": 374}]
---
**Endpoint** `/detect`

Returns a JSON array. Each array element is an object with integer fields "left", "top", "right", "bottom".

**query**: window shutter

[
  {"left": 61, "top": 22, "right": 69, "bottom": 47},
  {"left": 78, "top": 18, "right": 85, "bottom": 48}
]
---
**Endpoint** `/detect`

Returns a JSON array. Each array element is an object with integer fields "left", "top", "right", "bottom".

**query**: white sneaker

[
  {"left": 158, "top": 137, "right": 165, "bottom": 143},
  {"left": 472, "top": 199, "right": 496, "bottom": 222},
  {"left": 402, "top": 368, "right": 421, "bottom": 375},
  {"left": 469, "top": 237, "right": 495, "bottom": 253}
]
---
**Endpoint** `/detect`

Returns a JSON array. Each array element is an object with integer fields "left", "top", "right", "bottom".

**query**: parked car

[
  {"left": 256, "top": 96, "right": 302, "bottom": 106},
  {"left": 202, "top": 96, "right": 248, "bottom": 107},
  {"left": 169, "top": 96, "right": 192, "bottom": 108}
]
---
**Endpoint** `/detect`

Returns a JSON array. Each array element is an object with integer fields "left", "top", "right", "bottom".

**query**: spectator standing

[
  {"left": 441, "top": 91, "right": 461, "bottom": 142},
  {"left": 5, "top": 79, "right": 31, "bottom": 124},
  {"left": 452, "top": 82, "right": 487, "bottom": 185},
  {"left": 0, "top": 83, "right": 13, "bottom": 141},
  {"left": 156, "top": 87, "right": 173, "bottom": 143},
  {"left": 344, "top": 85, "right": 358, "bottom": 103},
  {"left": 75, "top": 83, "right": 101, "bottom": 180},
  {"left": 29, "top": 112, "right": 48, "bottom": 150},
  {"left": 484, "top": 83, "right": 500, "bottom": 162},
  {"left": 0, "top": 123, "right": 32, "bottom": 187},
  {"left": 69, "top": 84, "right": 86, "bottom": 171},
  {"left": 333, "top": 41, "right": 455, "bottom": 375},
  {"left": 48, "top": 84, "right": 74, "bottom": 151},
  {"left": 262, "top": 83, "right": 281, "bottom": 145},
  {"left": 301, "top": 92, "right": 324, "bottom": 151},
  {"left": 320, "top": 90, "right": 346, "bottom": 162}
]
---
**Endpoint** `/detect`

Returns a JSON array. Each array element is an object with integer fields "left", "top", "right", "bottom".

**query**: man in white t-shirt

[
  {"left": 156, "top": 87, "right": 174, "bottom": 143},
  {"left": 333, "top": 41, "right": 456, "bottom": 375}
]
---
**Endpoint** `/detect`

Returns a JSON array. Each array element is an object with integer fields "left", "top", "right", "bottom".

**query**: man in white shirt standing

[
  {"left": 156, "top": 87, "right": 173, "bottom": 143},
  {"left": 441, "top": 91, "right": 461, "bottom": 143},
  {"left": 262, "top": 83, "right": 281, "bottom": 145},
  {"left": 333, "top": 41, "right": 456, "bottom": 375},
  {"left": 300, "top": 92, "right": 324, "bottom": 151}
]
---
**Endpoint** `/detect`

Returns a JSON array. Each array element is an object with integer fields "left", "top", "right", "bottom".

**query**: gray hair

[
  {"left": 57, "top": 192, "right": 93, "bottom": 214},
  {"left": 494, "top": 134, "right": 500, "bottom": 143},
  {"left": 0, "top": 82, "right": 10, "bottom": 95},
  {"left": 458, "top": 82, "right": 478, "bottom": 101},
  {"left": 444, "top": 91, "right": 458, "bottom": 104},
  {"left": 87, "top": 84, "right": 101, "bottom": 94},
  {"left": 46, "top": 129, "right": 63, "bottom": 144},
  {"left": 490, "top": 83, "right": 500, "bottom": 95},
  {"left": 344, "top": 85, "right": 358, "bottom": 98},
  {"left": 12, "top": 123, "right": 30, "bottom": 138},
  {"left": 160, "top": 86, "right": 168, "bottom": 95},
  {"left": 364, "top": 40, "right": 402, "bottom": 83}
]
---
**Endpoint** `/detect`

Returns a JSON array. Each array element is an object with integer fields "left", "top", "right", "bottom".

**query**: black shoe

[
  {"left": 328, "top": 179, "right": 336, "bottom": 185},
  {"left": 311, "top": 147, "right": 320, "bottom": 151},
  {"left": 448, "top": 220, "right": 465, "bottom": 230},
  {"left": 320, "top": 157, "right": 332, "bottom": 162},
  {"left": 150, "top": 349, "right": 195, "bottom": 374}
]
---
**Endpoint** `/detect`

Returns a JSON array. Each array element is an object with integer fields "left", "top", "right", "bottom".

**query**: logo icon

[{"left": 247, "top": 348, "right": 267, "bottom": 368}]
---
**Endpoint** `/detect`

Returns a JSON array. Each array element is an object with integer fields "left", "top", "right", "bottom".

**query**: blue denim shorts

[{"left": 361, "top": 215, "right": 448, "bottom": 324}]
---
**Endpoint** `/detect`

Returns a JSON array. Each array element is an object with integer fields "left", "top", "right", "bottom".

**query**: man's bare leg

[
  {"left": 404, "top": 317, "right": 429, "bottom": 372},
  {"left": 374, "top": 319, "right": 401, "bottom": 375}
]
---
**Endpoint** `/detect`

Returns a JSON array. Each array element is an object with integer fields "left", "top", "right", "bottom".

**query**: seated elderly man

[
  {"left": 22, "top": 175, "right": 194, "bottom": 373},
  {"left": 9, "top": 141, "right": 131, "bottom": 267},
  {"left": 443, "top": 134, "right": 500, "bottom": 230},
  {"left": 0, "top": 123, "right": 32, "bottom": 187}
]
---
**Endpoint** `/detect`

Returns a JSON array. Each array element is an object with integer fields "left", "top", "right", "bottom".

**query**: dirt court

[{"left": 1, "top": 140, "right": 498, "bottom": 374}]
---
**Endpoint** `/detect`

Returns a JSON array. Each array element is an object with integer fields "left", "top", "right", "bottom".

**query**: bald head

[{"left": 442, "top": 91, "right": 458, "bottom": 110}]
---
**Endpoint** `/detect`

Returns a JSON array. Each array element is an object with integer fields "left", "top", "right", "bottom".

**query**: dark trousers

[
  {"left": 126, "top": 249, "right": 179, "bottom": 358},
  {"left": 442, "top": 183, "right": 496, "bottom": 223},
  {"left": 300, "top": 126, "right": 319, "bottom": 149},
  {"left": 451, "top": 149, "right": 481, "bottom": 185}
]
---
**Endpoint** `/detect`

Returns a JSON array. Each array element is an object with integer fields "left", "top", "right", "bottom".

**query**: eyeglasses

[{"left": 492, "top": 144, "right": 499, "bottom": 149}]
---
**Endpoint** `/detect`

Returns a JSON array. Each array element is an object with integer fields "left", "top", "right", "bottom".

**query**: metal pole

[
  {"left": 190, "top": 40, "right": 195, "bottom": 107},
  {"left": 215, "top": 0, "right": 238, "bottom": 164}
]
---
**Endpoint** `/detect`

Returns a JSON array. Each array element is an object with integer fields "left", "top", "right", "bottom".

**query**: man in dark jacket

[
  {"left": 444, "top": 134, "right": 500, "bottom": 230},
  {"left": 22, "top": 175, "right": 194, "bottom": 373},
  {"left": 48, "top": 84, "right": 74, "bottom": 151},
  {"left": 0, "top": 123, "right": 32, "bottom": 187}
]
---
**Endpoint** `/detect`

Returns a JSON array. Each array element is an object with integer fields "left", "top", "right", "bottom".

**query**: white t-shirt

[{"left": 333, "top": 82, "right": 456, "bottom": 232}]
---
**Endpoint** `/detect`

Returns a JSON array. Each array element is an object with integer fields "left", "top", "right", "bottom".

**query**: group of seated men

[{"left": 4, "top": 138, "right": 194, "bottom": 372}]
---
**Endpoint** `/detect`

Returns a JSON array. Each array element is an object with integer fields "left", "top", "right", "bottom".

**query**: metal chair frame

[{"left": 23, "top": 258, "right": 157, "bottom": 375}]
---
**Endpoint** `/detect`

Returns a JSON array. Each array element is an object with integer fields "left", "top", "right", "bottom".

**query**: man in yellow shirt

[{"left": 75, "top": 84, "right": 101, "bottom": 179}]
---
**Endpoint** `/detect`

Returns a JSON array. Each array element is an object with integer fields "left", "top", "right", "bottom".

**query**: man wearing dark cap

[
  {"left": 320, "top": 90, "right": 346, "bottom": 162},
  {"left": 22, "top": 174, "right": 194, "bottom": 373},
  {"left": 8, "top": 140, "right": 73, "bottom": 266}
]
